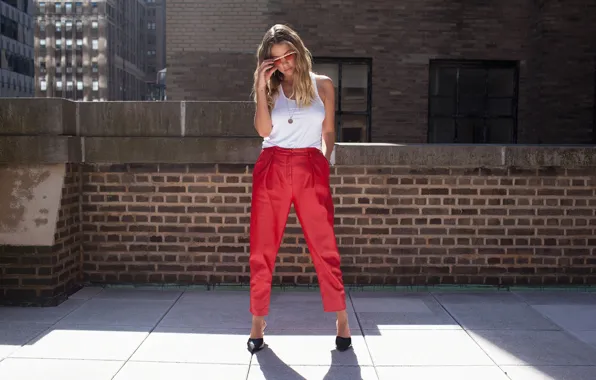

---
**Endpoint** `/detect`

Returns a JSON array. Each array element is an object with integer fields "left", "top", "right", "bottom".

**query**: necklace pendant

[{"left": 288, "top": 118, "right": 293, "bottom": 124}]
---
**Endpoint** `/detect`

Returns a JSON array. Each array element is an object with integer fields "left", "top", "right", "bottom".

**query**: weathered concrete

[
  {"left": 335, "top": 143, "right": 596, "bottom": 168},
  {"left": 0, "top": 164, "right": 65, "bottom": 246},
  {"left": 0, "top": 137, "right": 82, "bottom": 163},
  {"left": 334, "top": 143, "right": 506, "bottom": 167},
  {"left": 0, "top": 98, "right": 76, "bottom": 136},
  {"left": 505, "top": 146, "right": 596, "bottom": 167},
  {"left": 83, "top": 137, "right": 262, "bottom": 163},
  {"left": 78, "top": 101, "right": 182, "bottom": 137},
  {"left": 185, "top": 101, "right": 255, "bottom": 137}
]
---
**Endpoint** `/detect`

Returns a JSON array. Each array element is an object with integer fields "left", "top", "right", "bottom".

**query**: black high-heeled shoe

[
  {"left": 247, "top": 338, "right": 265, "bottom": 353},
  {"left": 247, "top": 321, "right": 267, "bottom": 353},
  {"left": 335, "top": 336, "right": 352, "bottom": 352}
]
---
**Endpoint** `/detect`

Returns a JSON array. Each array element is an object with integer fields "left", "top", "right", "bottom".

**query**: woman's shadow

[{"left": 252, "top": 345, "right": 364, "bottom": 380}]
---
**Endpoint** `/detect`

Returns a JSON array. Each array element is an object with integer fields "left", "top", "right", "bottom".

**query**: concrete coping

[{"left": 1, "top": 99, "right": 596, "bottom": 167}]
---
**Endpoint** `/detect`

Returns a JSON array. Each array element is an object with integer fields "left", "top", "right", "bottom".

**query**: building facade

[
  {"left": 0, "top": 0, "right": 34, "bottom": 97},
  {"left": 144, "top": 0, "right": 165, "bottom": 100},
  {"left": 165, "top": 0, "right": 596, "bottom": 145},
  {"left": 34, "top": 0, "right": 148, "bottom": 101}
]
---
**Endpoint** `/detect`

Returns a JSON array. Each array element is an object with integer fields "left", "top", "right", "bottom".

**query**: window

[
  {"left": 56, "top": 39, "right": 62, "bottom": 48},
  {"left": 91, "top": 62, "right": 98, "bottom": 73},
  {"left": 38, "top": 2, "right": 46, "bottom": 13},
  {"left": 76, "top": 38, "right": 82, "bottom": 47},
  {"left": 66, "top": 39, "right": 72, "bottom": 47},
  {"left": 65, "top": 2, "right": 72, "bottom": 13},
  {"left": 66, "top": 80, "right": 73, "bottom": 91},
  {"left": 65, "top": 20, "right": 72, "bottom": 31},
  {"left": 40, "top": 80, "right": 47, "bottom": 91},
  {"left": 76, "top": 20, "right": 82, "bottom": 31},
  {"left": 56, "top": 80, "right": 63, "bottom": 90},
  {"left": 313, "top": 58, "right": 372, "bottom": 142},
  {"left": 92, "top": 21, "right": 98, "bottom": 29},
  {"left": 55, "top": 2, "right": 62, "bottom": 13},
  {"left": 428, "top": 60, "right": 519, "bottom": 144},
  {"left": 55, "top": 20, "right": 61, "bottom": 32},
  {"left": 40, "top": 39, "right": 46, "bottom": 46},
  {"left": 92, "top": 39, "right": 98, "bottom": 50},
  {"left": 92, "top": 80, "right": 98, "bottom": 91},
  {"left": 77, "top": 80, "right": 83, "bottom": 90}
]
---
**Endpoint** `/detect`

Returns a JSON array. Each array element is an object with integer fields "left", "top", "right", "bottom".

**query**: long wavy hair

[{"left": 252, "top": 24, "right": 316, "bottom": 111}]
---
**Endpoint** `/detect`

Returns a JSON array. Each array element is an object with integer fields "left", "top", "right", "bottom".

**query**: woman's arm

[
  {"left": 254, "top": 88, "right": 273, "bottom": 137},
  {"left": 254, "top": 60, "right": 276, "bottom": 137},
  {"left": 319, "top": 76, "right": 336, "bottom": 162}
]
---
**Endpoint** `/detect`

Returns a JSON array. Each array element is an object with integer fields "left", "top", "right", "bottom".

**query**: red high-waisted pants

[{"left": 249, "top": 146, "right": 346, "bottom": 316}]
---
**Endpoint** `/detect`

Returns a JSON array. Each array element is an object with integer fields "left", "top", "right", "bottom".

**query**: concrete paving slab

[
  {"left": 130, "top": 327, "right": 252, "bottom": 365},
  {"left": 248, "top": 364, "right": 379, "bottom": 380},
  {"left": 502, "top": 365, "right": 596, "bottom": 380},
  {"left": 0, "top": 323, "right": 51, "bottom": 359},
  {"left": 0, "top": 358, "right": 123, "bottom": 380},
  {"left": 251, "top": 330, "right": 372, "bottom": 367},
  {"left": 351, "top": 293, "right": 459, "bottom": 330},
  {"left": 469, "top": 330, "right": 596, "bottom": 366},
  {"left": 375, "top": 366, "right": 509, "bottom": 380},
  {"left": 531, "top": 305, "right": 596, "bottom": 331},
  {"left": 0, "top": 299, "right": 85, "bottom": 324},
  {"left": 9, "top": 325, "right": 150, "bottom": 360},
  {"left": 94, "top": 288, "right": 183, "bottom": 302},
  {"left": 435, "top": 293, "right": 561, "bottom": 330},
  {"left": 58, "top": 299, "right": 174, "bottom": 327},
  {"left": 113, "top": 362, "right": 249, "bottom": 380},
  {"left": 159, "top": 291, "right": 250, "bottom": 329},
  {"left": 364, "top": 329, "right": 493, "bottom": 366},
  {"left": 514, "top": 291, "right": 596, "bottom": 305}
]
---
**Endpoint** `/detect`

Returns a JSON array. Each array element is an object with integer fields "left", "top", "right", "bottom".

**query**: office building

[
  {"left": 34, "top": 0, "right": 147, "bottom": 101},
  {"left": 0, "top": 0, "right": 34, "bottom": 97},
  {"left": 145, "top": 0, "right": 164, "bottom": 100}
]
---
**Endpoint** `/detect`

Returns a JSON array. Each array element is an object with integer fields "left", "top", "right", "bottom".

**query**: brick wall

[
  {"left": 0, "top": 164, "right": 82, "bottom": 306},
  {"left": 81, "top": 163, "right": 596, "bottom": 287},
  {"left": 166, "top": 0, "right": 596, "bottom": 144}
]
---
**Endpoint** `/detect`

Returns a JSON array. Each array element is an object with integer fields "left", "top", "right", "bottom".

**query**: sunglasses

[{"left": 272, "top": 51, "right": 296, "bottom": 67}]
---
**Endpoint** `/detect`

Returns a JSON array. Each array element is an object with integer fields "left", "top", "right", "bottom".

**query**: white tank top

[{"left": 262, "top": 72, "right": 326, "bottom": 150}]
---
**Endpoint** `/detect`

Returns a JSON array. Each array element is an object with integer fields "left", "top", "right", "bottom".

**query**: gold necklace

[{"left": 284, "top": 85, "right": 297, "bottom": 124}]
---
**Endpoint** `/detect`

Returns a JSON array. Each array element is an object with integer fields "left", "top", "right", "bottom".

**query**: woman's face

[{"left": 269, "top": 43, "right": 296, "bottom": 76}]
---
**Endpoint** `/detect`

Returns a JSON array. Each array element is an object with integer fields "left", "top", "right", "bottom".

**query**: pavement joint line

[
  {"left": 108, "top": 290, "right": 186, "bottom": 380},
  {"left": 428, "top": 291, "right": 514, "bottom": 380}
]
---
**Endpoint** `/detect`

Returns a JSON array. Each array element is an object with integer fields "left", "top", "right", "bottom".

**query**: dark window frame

[
  {"left": 313, "top": 57, "right": 373, "bottom": 142},
  {"left": 428, "top": 59, "right": 520, "bottom": 144}
]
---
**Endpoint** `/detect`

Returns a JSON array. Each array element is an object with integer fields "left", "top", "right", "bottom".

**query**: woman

[{"left": 247, "top": 24, "right": 352, "bottom": 354}]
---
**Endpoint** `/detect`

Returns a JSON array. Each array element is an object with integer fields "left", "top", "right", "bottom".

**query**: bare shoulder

[{"left": 312, "top": 73, "right": 334, "bottom": 102}]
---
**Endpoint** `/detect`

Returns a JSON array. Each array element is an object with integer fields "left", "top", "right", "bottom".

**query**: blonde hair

[{"left": 252, "top": 24, "right": 316, "bottom": 111}]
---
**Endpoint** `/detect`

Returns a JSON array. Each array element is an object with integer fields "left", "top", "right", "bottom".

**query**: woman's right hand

[{"left": 256, "top": 59, "right": 277, "bottom": 91}]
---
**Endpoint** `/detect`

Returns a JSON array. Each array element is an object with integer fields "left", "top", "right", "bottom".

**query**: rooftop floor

[{"left": 0, "top": 286, "right": 595, "bottom": 379}]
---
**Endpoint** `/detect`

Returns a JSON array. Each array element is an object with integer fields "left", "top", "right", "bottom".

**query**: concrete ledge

[
  {"left": 335, "top": 143, "right": 596, "bottom": 168},
  {"left": 185, "top": 101, "right": 255, "bottom": 137},
  {"left": 505, "top": 145, "right": 596, "bottom": 167},
  {"left": 84, "top": 137, "right": 262, "bottom": 163},
  {"left": 0, "top": 136, "right": 82, "bottom": 163},
  {"left": 78, "top": 101, "right": 182, "bottom": 137},
  {"left": 0, "top": 98, "right": 76, "bottom": 136},
  {"left": 334, "top": 144, "right": 505, "bottom": 167}
]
